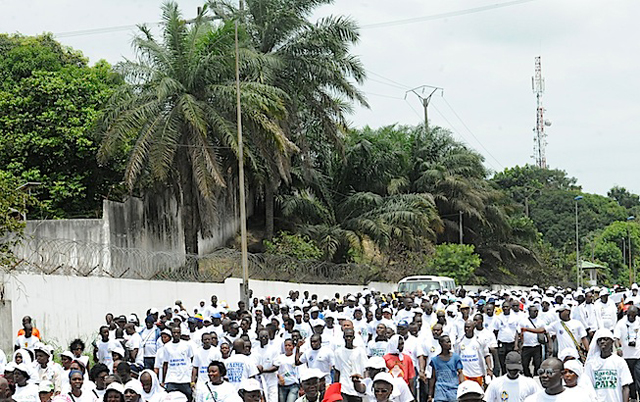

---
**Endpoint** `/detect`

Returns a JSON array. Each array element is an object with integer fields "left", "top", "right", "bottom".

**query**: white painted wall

[{"left": 3, "top": 274, "right": 395, "bottom": 354}]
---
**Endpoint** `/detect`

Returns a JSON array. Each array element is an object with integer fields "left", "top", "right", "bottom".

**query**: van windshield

[{"left": 398, "top": 280, "right": 441, "bottom": 293}]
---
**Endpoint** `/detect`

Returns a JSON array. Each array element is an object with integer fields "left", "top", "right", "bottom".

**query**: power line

[
  {"left": 430, "top": 103, "right": 499, "bottom": 172},
  {"left": 441, "top": 97, "right": 505, "bottom": 169},
  {"left": 55, "top": 22, "right": 161, "bottom": 38},
  {"left": 50, "top": 0, "right": 539, "bottom": 39},
  {"left": 360, "top": 0, "right": 538, "bottom": 29}
]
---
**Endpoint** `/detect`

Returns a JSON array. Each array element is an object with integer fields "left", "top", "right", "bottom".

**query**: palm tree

[
  {"left": 98, "top": 2, "right": 293, "bottom": 258},
  {"left": 209, "top": 0, "right": 368, "bottom": 239},
  {"left": 280, "top": 189, "right": 441, "bottom": 263}
]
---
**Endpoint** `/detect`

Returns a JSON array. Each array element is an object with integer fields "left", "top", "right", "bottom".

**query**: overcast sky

[{"left": 2, "top": 0, "right": 637, "bottom": 196}]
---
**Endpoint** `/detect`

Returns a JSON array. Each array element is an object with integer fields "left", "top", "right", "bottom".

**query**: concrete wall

[
  {"left": 13, "top": 184, "right": 254, "bottom": 278},
  {"left": 2, "top": 274, "right": 394, "bottom": 355}
]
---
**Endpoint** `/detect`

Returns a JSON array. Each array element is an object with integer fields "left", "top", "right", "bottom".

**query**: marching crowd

[{"left": 3, "top": 283, "right": 640, "bottom": 402}]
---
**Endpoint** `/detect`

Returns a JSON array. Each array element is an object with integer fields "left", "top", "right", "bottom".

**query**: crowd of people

[{"left": 2, "top": 283, "right": 640, "bottom": 402}]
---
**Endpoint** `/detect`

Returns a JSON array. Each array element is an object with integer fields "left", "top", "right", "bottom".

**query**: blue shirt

[{"left": 430, "top": 354, "right": 463, "bottom": 402}]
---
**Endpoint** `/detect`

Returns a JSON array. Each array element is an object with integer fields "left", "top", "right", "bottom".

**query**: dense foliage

[
  {"left": 2, "top": 2, "right": 638, "bottom": 287},
  {"left": 0, "top": 34, "right": 124, "bottom": 218}
]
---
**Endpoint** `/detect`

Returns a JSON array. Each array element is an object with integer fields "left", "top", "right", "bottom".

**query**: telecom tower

[{"left": 532, "top": 56, "right": 550, "bottom": 169}]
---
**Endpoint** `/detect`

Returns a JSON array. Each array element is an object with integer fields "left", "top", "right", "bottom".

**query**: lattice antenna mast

[{"left": 532, "top": 56, "right": 550, "bottom": 169}]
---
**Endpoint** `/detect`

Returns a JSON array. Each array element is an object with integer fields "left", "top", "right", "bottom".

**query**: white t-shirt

[
  {"left": 15, "top": 335, "right": 38, "bottom": 351},
  {"left": 584, "top": 354, "right": 633, "bottom": 402},
  {"left": 224, "top": 353, "right": 259, "bottom": 389},
  {"left": 126, "top": 332, "right": 144, "bottom": 366},
  {"left": 519, "top": 316, "right": 545, "bottom": 347},
  {"left": 545, "top": 320, "right": 586, "bottom": 355},
  {"left": 366, "top": 340, "right": 388, "bottom": 357},
  {"left": 195, "top": 381, "right": 241, "bottom": 402},
  {"left": 274, "top": 354, "right": 298, "bottom": 386},
  {"left": 458, "top": 336, "right": 489, "bottom": 377},
  {"left": 333, "top": 346, "right": 368, "bottom": 396},
  {"left": 160, "top": 341, "right": 194, "bottom": 384},
  {"left": 140, "top": 327, "right": 160, "bottom": 357},
  {"left": 484, "top": 375, "right": 540, "bottom": 402},
  {"left": 192, "top": 346, "right": 223, "bottom": 384},
  {"left": 299, "top": 347, "right": 334, "bottom": 379},
  {"left": 495, "top": 313, "right": 520, "bottom": 343},
  {"left": 613, "top": 317, "right": 640, "bottom": 359},
  {"left": 13, "top": 383, "right": 39, "bottom": 402},
  {"left": 523, "top": 387, "right": 591, "bottom": 402},
  {"left": 96, "top": 339, "right": 119, "bottom": 372}
]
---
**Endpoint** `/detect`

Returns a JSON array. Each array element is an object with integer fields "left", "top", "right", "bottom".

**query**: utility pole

[
  {"left": 235, "top": 20, "right": 250, "bottom": 306},
  {"left": 459, "top": 211, "right": 463, "bottom": 244},
  {"left": 405, "top": 85, "right": 443, "bottom": 132}
]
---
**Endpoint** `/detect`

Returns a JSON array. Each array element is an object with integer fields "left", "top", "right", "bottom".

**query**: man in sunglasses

[{"left": 523, "top": 357, "right": 590, "bottom": 401}]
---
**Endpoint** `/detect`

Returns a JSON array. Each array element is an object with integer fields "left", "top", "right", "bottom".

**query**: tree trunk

[
  {"left": 178, "top": 150, "right": 199, "bottom": 278},
  {"left": 265, "top": 183, "right": 274, "bottom": 240}
]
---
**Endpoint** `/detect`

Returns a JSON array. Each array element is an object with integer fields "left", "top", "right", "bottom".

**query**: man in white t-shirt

[
  {"left": 192, "top": 332, "right": 222, "bottom": 386},
  {"left": 139, "top": 316, "right": 161, "bottom": 369},
  {"left": 296, "top": 334, "right": 334, "bottom": 383},
  {"left": 334, "top": 328, "right": 368, "bottom": 400},
  {"left": 523, "top": 357, "right": 590, "bottom": 401},
  {"left": 523, "top": 305, "right": 588, "bottom": 363},
  {"left": 14, "top": 324, "right": 38, "bottom": 352},
  {"left": 584, "top": 329, "right": 633, "bottom": 402},
  {"left": 252, "top": 329, "right": 279, "bottom": 402},
  {"left": 224, "top": 339, "right": 259, "bottom": 390},
  {"left": 614, "top": 305, "right": 640, "bottom": 401},
  {"left": 125, "top": 323, "right": 144, "bottom": 368},
  {"left": 458, "top": 320, "right": 492, "bottom": 384},
  {"left": 484, "top": 351, "right": 539, "bottom": 402},
  {"left": 95, "top": 325, "right": 119, "bottom": 372},
  {"left": 160, "top": 325, "right": 194, "bottom": 401}
]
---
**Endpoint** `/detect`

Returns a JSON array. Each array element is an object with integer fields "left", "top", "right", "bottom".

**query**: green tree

[
  {"left": 422, "top": 243, "right": 481, "bottom": 284},
  {"left": 209, "top": 0, "right": 367, "bottom": 239},
  {"left": 0, "top": 173, "right": 34, "bottom": 267},
  {"left": 280, "top": 189, "right": 441, "bottom": 263},
  {"left": 0, "top": 35, "right": 123, "bottom": 218},
  {"left": 608, "top": 186, "right": 640, "bottom": 210},
  {"left": 98, "top": 3, "right": 293, "bottom": 256}
]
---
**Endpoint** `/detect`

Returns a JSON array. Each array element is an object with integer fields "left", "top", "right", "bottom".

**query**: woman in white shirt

[
  {"left": 195, "top": 361, "right": 241, "bottom": 402},
  {"left": 67, "top": 370, "right": 97, "bottom": 402},
  {"left": 12, "top": 364, "right": 39, "bottom": 402}
]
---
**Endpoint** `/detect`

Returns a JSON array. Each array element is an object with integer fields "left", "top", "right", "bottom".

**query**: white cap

[
  {"left": 457, "top": 380, "right": 484, "bottom": 398},
  {"left": 239, "top": 378, "right": 262, "bottom": 392},
  {"left": 293, "top": 310, "right": 303, "bottom": 317},
  {"left": 124, "top": 381, "right": 143, "bottom": 395},
  {"left": 106, "top": 383, "right": 125, "bottom": 395},
  {"left": 310, "top": 318, "right": 325, "bottom": 327},
  {"left": 38, "top": 381, "right": 54, "bottom": 393},
  {"left": 299, "top": 367, "right": 324, "bottom": 382},
  {"left": 633, "top": 283, "right": 639, "bottom": 290},
  {"left": 372, "top": 372, "right": 395, "bottom": 386},
  {"left": 366, "top": 356, "right": 386, "bottom": 369}
]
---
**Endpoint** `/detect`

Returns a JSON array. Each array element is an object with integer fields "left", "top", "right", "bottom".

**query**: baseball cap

[
  {"left": 366, "top": 356, "right": 387, "bottom": 370},
  {"left": 310, "top": 318, "right": 325, "bottom": 327},
  {"left": 124, "top": 381, "right": 143, "bottom": 395},
  {"left": 106, "top": 382, "right": 125, "bottom": 395},
  {"left": 299, "top": 367, "right": 324, "bottom": 382},
  {"left": 505, "top": 351, "right": 523, "bottom": 371},
  {"left": 372, "top": 372, "right": 394, "bottom": 386},
  {"left": 212, "top": 312, "right": 222, "bottom": 319},
  {"left": 457, "top": 380, "right": 484, "bottom": 399},
  {"left": 556, "top": 304, "right": 571, "bottom": 312},
  {"left": 38, "top": 381, "right": 54, "bottom": 393},
  {"left": 293, "top": 310, "right": 303, "bottom": 317}
]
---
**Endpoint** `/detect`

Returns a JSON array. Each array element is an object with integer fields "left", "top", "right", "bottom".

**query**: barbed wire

[{"left": 7, "top": 237, "right": 382, "bottom": 284}]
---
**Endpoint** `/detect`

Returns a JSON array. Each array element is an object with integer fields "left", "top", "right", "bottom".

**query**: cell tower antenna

[{"left": 532, "top": 56, "right": 550, "bottom": 169}]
